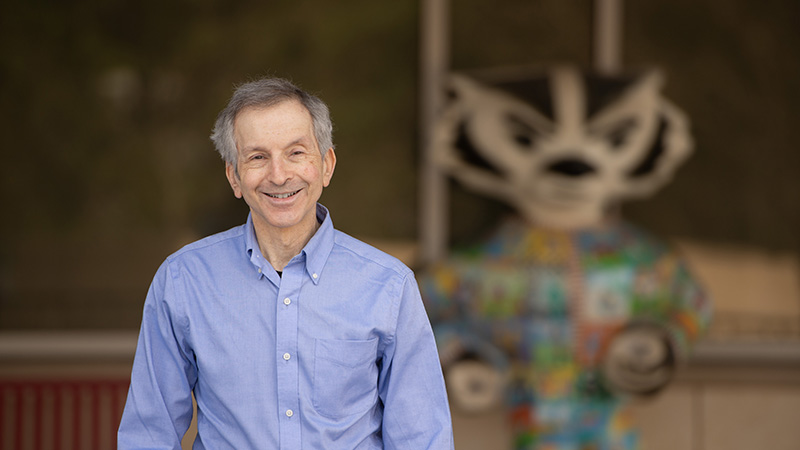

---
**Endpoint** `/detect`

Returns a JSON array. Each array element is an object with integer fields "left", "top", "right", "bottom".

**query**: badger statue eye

[
  {"left": 605, "top": 118, "right": 638, "bottom": 149},
  {"left": 504, "top": 113, "right": 538, "bottom": 150}
]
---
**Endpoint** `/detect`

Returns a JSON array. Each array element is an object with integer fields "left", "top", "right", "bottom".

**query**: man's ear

[
  {"left": 322, "top": 148, "right": 336, "bottom": 187},
  {"left": 225, "top": 162, "right": 243, "bottom": 199}
]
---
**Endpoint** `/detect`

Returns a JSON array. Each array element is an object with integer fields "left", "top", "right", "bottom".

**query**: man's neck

[{"left": 254, "top": 218, "right": 320, "bottom": 272}]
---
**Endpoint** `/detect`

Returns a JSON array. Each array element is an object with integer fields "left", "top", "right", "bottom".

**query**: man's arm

[
  {"left": 378, "top": 273, "right": 454, "bottom": 450},
  {"left": 118, "top": 261, "right": 197, "bottom": 450}
]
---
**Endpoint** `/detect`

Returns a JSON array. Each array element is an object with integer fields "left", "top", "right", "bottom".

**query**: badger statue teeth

[{"left": 421, "top": 66, "right": 711, "bottom": 449}]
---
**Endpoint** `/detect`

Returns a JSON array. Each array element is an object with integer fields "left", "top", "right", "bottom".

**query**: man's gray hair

[{"left": 210, "top": 77, "right": 334, "bottom": 166}]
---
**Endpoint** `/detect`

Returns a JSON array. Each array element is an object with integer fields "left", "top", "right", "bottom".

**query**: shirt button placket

[{"left": 275, "top": 267, "right": 301, "bottom": 448}]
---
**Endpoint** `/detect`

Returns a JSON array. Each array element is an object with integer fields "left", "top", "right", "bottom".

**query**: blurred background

[{"left": 0, "top": 0, "right": 798, "bottom": 449}]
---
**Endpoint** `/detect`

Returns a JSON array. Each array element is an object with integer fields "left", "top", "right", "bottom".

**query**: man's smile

[{"left": 265, "top": 189, "right": 301, "bottom": 199}]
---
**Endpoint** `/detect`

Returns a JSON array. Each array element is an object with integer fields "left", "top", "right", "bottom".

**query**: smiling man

[{"left": 118, "top": 78, "right": 454, "bottom": 449}]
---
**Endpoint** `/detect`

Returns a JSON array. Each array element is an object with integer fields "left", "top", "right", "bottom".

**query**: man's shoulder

[
  {"left": 331, "top": 230, "right": 412, "bottom": 279},
  {"left": 165, "top": 224, "right": 246, "bottom": 264}
]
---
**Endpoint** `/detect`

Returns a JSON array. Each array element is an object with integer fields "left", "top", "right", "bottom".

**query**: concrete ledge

[
  {"left": 2, "top": 331, "right": 800, "bottom": 368},
  {"left": 0, "top": 331, "right": 138, "bottom": 361},
  {"left": 692, "top": 340, "right": 800, "bottom": 367}
]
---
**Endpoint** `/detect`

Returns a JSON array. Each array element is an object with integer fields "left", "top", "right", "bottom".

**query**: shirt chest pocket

[{"left": 313, "top": 337, "right": 380, "bottom": 419}]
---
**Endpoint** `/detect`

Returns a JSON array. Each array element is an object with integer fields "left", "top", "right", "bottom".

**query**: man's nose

[{"left": 267, "top": 158, "right": 291, "bottom": 184}]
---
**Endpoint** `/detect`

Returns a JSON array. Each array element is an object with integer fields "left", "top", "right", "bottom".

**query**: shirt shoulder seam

[
  {"left": 165, "top": 225, "right": 246, "bottom": 269},
  {"left": 331, "top": 230, "right": 411, "bottom": 280}
]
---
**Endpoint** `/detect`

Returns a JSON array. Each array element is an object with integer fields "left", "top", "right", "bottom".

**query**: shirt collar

[
  {"left": 302, "top": 204, "right": 334, "bottom": 285},
  {"left": 244, "top": 203, "right": 334, "bottom": 285}
]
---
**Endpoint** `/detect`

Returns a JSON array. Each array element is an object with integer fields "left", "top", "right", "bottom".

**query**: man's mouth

[{"left": 265, "top": 189, "right": 301, "bottom": 199}]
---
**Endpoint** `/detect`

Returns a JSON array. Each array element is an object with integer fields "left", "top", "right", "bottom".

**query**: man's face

[{"left": 226, "top": 100, "right": 336, "bottom": 238}]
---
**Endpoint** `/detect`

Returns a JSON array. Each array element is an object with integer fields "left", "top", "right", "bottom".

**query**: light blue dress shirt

[{"left": 118, "top": 204, "right": 453, "bottom": 449}]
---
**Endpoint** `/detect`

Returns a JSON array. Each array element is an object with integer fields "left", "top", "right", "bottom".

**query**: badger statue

[{"left": 420, "top": 66, "right": 712, "bottom": 450}]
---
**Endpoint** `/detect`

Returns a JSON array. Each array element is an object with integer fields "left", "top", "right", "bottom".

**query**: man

[{"left": 118, "top": 78, "right": 454, "bottom": 449}]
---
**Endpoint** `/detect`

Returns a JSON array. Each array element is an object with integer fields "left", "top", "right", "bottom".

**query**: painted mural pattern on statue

[{"left": 422, "top": 218, "right": 711, "bottom": 449}]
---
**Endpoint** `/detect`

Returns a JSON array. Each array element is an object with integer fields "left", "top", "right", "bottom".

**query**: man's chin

[{"left": 251, "top": 209, "right": 318, "bottom": 235}]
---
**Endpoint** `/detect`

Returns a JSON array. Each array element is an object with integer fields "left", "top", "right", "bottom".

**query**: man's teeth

[{"left": 267, "top": 190, "right": 300, "bottom": 199}]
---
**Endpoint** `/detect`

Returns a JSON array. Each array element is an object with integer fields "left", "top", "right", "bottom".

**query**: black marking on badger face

[
  {"left": 504, "top": 113, "right": 539, "bottom": 151},
  {"left": 628, "top": 118, "right": 667, "bottom": 178},
  {"left": 583, "top": 73, "right": 639, "bottom": 119},
  {"left": 455, "top": 121, "right": 504, "bottom": 177},
  {"left": 495, "top": 77, "right": 555, "bottom": 122}
]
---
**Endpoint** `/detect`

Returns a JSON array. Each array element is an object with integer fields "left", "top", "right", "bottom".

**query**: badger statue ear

[{"left": 601, "top": 322, "right": 675, "bottom": 396}]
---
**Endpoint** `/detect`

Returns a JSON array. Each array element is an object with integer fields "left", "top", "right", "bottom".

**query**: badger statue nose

[{"left": 547, "top": 159, "right": 597, "bottom": 177}]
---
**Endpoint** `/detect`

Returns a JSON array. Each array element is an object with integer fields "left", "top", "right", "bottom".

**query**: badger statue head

[{"left": 433, "top": 66, "right": 693, "bottom": 229}]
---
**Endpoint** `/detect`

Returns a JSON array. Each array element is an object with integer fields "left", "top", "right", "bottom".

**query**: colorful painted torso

[{"left": 421, "top": 218, "right": 711, "bottom": 450}]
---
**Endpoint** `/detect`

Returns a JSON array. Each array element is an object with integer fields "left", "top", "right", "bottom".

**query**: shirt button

[
  {"left": 283, "top": 352, "right": 291, "bottom": 361},
  {"left": 283, "top": 297, "right": 291, "bottom": 305},
  {"left": 312, "top": 273, "right": 318, "bottom": 279},
  {"left": 285, "top": 409, "right": 294, "bottom": 417},
  {"left": 257, "top": 268, "right": 262, "bottom": 274}
]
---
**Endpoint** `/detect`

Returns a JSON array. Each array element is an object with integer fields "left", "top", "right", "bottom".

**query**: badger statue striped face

[{"left": 433, "top": 66, "right": 693, "bottom": 229}]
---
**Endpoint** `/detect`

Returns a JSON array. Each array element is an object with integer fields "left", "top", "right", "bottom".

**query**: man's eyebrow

[{"left": 239, "top": 145, "right": 266, "bottom": 155}]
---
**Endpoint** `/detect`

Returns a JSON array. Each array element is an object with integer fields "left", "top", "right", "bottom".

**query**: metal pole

[
  {"left": 419, "top": 0, "right": 450, "bottom": 265},
  {"left": 593, "top": 0, "right": 623, "bottom": 73}
]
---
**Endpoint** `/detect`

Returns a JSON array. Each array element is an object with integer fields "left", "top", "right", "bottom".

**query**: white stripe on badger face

[{"left": 551, "top": 66, "right": 586, "bottom": 137}]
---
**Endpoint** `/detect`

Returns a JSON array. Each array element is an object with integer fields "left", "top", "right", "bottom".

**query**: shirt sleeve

[
  {"left": 378, "top": 272, "right": 455, "bottom": 450},
  {"left": 118, "top": 260, "right": 198, "bottom": 450}
]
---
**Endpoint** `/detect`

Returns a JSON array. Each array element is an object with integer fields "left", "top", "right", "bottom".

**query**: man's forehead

[
  {"left": 234, "top": 102, "right": 312, "bottom": 133},
  {"left": 235, "top": 99, "right": 309, "bottom": 122},
  {"left": 233, "top": 102, "right": 317, "bottom": 153}
]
